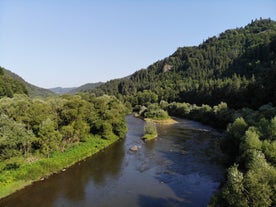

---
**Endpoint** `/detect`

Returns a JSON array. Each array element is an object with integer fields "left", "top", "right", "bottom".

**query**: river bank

[{"left": 0, "top": 135, "right": 120, "bottom": 200}]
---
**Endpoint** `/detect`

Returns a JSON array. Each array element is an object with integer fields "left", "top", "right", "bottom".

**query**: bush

[
  {"left": 143, "top": 120, "right": 157, "bottom": 140},
  {"left": 143, "top": 103, "right": 169, "bottom": 120}
]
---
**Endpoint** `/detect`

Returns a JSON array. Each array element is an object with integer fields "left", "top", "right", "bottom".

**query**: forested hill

[
  {"left": 1, "top": 67, "right": 55, "bottom": 98},
  {"left": 0, "top": 67, "right": 28, "bottom": 98},
  {"left": 91, "top": 19, "right": 276, "bottom": 109}
]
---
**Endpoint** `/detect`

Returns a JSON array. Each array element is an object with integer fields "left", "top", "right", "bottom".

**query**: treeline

[
  {"left": 89, "top": 19, "right": 276, "bottom": 109},
  {"left": 166, "top": 101, "right": 232, "bottom": 129},
  {"left": 0, "top": 67, "right": 28, "bottom": 98},
  {"left": 0, "top": 94, "right": 127, "bottom": 169}
]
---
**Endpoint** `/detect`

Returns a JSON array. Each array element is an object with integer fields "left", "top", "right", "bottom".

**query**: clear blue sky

[{"left": 1, "top": 0, "right": 276, "bottom": 88}]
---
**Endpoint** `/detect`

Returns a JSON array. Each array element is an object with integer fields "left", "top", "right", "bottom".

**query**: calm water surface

[{"left": 0, "top": 115, "right": 225, "bottom": 207}]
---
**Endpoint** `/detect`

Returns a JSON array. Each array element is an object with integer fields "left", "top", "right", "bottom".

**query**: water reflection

[{"left": 85, "top": 139, "right": 125, "bottom": 186}]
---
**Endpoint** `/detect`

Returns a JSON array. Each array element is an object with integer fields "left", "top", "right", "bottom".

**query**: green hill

[
  {"left": 91, "top": 19, "right": 276, "bottom": 109},
  {"left": 1, "top": 67, "right": 55, "bottom": 98},
  {"left": 0, "top": 67, "right": 28, "bottom": 98}
]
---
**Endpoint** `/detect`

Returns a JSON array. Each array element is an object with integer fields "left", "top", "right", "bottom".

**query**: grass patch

[{"left": 0, "top": 135, "right": 119, "bottom": 199}]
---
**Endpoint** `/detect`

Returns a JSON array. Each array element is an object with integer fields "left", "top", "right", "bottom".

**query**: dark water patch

[{"left": 138, "top": 195, "right": 186, "bottom": 207}]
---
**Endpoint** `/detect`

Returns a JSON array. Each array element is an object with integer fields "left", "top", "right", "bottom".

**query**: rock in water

[{"left": 130, "top": 145, "right": 138, "bottom": 152}]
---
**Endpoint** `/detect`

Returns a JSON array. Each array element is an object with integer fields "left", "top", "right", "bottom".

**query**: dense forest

[
  {"left": 88, "top": 19, "right": 276, "bottom": 207},
  {"left": 90, "top": 19, "right": 276, "bottom": 110}
]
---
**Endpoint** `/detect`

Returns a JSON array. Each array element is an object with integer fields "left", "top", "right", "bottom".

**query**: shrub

[{"left": 143, "top": 120, "right": 157, "bottom": 140}]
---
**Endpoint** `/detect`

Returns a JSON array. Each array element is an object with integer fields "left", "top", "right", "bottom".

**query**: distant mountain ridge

[
  {"left": 69, "top": 82, "right": 103, "bottom": 93},
  {"left": 49, "top": 82, "right": 103, "bottom": 95},
  {"left": 49, "top": 87, "right": 76, "bottom": 95}
]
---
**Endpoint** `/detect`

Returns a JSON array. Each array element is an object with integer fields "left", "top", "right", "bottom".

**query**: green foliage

[
  {"left": 221, "top": 149, "right": 276, "bottom": 207},
  {"left": 167, "top": 101, "right": 232, "bottom": 129},
  {"left": 218, "top": 113, "right": 276, "bottom": 207},
  {"left": 222, "top": 164, "right": 248, "bottom": 207},
  {"left": 222, "top": 117, "right": 248, "bottom": 160},
  {"left": 38, "top": 118, "right": 62, "bottom": 157},
  {"left": 143, "top": 103, "right": 170, "bottom": 120},
  {"left": 136, "top": 90, "right": 158, "bottom": 106},
  {"left": 262, "top": 140, "right": 276, "bottom": 164},
  {"left": 240, "top": 127, "right": 262, "bottom": 153},
  {"left": 91, "top": 95, "right": 128, "bottom": 139},
  {"left": 0, "top": 67, "right": 28, "bottom": 98},
  {"left": 0, "top": 93, "right": 128, "bottom": 199},
  {"left": 0, "top": 115, "right": 35, "bottom": 159},
  {"left": 143, "top": 120, "right": 157, "bottom": 140}
]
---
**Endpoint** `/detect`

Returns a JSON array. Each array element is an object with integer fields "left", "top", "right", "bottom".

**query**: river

[{"left": 0, "top": 115, "right": 225, "bottom": 207}]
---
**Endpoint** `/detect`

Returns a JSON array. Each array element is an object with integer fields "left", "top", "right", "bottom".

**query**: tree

[
  {"left": 240, "top": 127, "right": 262, "bottom": 153},
  {"left": 222, "top": 164, "right": 248, "bottom": 207},
  {"left": 144, "top": 120, "right": 157, "bottom": 136},
  {"left": 0, "top": 115, "right": 35, "bottom": 159},
  {"left": 137, "top": 90, "right": 158, "bottom": 106},
  {"left": 262, "top": 140, "right": 276, "bottom": 164},
  {"left": 244, "top": 151, "right": 274, "bottom": 207},
  {"left": 269, "top": 116, "right": 276, "bottom": 140},
  {"left": 38, "top": 118, "right": 62, "bottom": 157},
  {"left": 222, "top": 117, "right": 248, "bottom": 160}
]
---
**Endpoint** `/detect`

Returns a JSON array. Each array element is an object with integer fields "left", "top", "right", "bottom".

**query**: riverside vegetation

[
  {"left": 0, "top": 19, "right": 276, "bottom": 206},
  {"left": 0, "top": 92, "right": 128, "bottom": 199},
  {"left": 136, "top": 103, "right": 173, "bottom": 140},
  {"left": 142, "top": 120, "right": 157, "bottom": 140}
]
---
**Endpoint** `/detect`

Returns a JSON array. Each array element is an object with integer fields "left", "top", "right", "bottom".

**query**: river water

[{"left": 0, "top": 115, "right": 225, "bottom": 207}]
